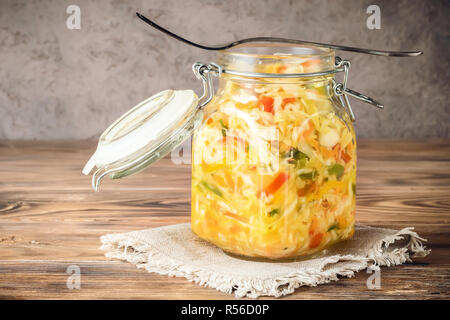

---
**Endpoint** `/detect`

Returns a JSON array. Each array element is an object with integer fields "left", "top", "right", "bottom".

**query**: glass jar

[
  {"left": 191, "top": 46, "right": 356, "bottom": 259},
  {"left": 83, "top": 43, "right": 381, "bottom": 261}
]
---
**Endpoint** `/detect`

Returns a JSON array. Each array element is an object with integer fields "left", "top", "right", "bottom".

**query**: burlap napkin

[{"left": 100, "top": 223, "right": 430, "bottom": 298}]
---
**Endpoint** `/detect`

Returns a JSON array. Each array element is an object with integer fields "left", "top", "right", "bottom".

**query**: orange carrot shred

[
  {"left": 258, "top": 172, "right": 289, "bottom": 198},
  {"left": 259, "top": 96, "right": 274, "bottom": 114},
  {"left": 309, "top": 232, "right": 323, "bottom": 249}
]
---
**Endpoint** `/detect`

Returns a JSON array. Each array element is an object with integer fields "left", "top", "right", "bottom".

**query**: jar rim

[
  {"left": 217, "top": 42, "right": 335, "bottom": 76},
  {"left": 221, "top": 42, "right": 333, "bottom": 59}
]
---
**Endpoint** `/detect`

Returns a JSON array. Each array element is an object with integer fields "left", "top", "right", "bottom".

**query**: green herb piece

[
  {"left": 219, "top": 119, "right": 228, "bottom": 137},
  {"left": 284, "top": 148, "right": 309, "bottom": 169},
  {"left": 328, "top": 163, "right": 345, "bottom": 180},
  {"left": 327, "top": 223, "right": 339, "bottom": 232},
  {"left": 200, "top": 180, "right": 223, "bottom": 197},
  {"left": 292, "top": 148, "right": 309, "bottom": 161},
  {"left": 283, "top": 147, "right": 308, "bottom": 160},
  {"left": 268, "top": 208, "right": 279, "bottom": 217},
  {"left": 352, "top": 183, "right": 356, "bottom": 194},
  {"left": 219, "top": 119, "right": 228, "bottom": 129},
  {"left": 299, "top": 170, "right": 317, "bottom": 181},
  {"left": 296, "top": 158, "right": 308, "bottom": 169}
]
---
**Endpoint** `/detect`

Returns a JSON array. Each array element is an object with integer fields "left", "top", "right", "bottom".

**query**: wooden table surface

[{"left": 0, "top": 140, "right": 449, "bottom": 300}]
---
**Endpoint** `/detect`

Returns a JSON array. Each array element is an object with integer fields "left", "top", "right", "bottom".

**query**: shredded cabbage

[{"left": 191, "top": 60, "right": 356, "bottom": 259}]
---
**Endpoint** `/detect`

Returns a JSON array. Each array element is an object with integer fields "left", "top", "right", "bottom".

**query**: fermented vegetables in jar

[{"left": 191, "top": 46, "right": 356, "bottom": 259}]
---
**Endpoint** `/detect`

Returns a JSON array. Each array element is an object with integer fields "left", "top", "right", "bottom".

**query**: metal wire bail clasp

[
  {"left": 192, "top": 62, "right": 221, "bottom": 108},
  {"left": 333, "top": 57, "right": 384, "bottom": 121}
]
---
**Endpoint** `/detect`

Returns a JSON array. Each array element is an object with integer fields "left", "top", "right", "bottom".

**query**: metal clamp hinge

[
  {"left": 333, "top": 56, "right": 384, "bottom": 121},
  {"left": 192, "top": 62, "right": 221, "bottom": 108}
]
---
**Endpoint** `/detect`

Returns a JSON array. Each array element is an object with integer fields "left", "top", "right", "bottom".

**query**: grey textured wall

[{"left": 0, "top": 0, "right": 448, "bottom": 140}]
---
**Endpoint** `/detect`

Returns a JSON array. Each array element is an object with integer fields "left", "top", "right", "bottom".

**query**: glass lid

[{"left": 82, "top": 89, "right": 201, "bottom": 191}]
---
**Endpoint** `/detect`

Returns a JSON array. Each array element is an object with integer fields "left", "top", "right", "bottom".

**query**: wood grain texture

[{"left": 0, "top": 140, "right": 449, "bottom": 300}]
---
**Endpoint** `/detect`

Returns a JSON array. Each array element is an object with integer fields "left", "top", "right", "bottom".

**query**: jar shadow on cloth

[{"left": 223, "top": 247, "right": 333, "bottom": 263}]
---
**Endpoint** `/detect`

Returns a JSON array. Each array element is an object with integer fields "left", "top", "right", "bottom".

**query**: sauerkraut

[{"left": 191, "top": 58, "right": 356, "bottom": 259}]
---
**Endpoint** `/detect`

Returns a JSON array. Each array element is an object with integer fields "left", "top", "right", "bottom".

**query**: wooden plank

[{"left": 0, "top": 140, "right": 449, "bottom": 299}]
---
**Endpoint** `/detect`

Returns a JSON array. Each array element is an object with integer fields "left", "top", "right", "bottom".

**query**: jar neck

[
  {"left": 217, "top": 74, "right": 334, "bottom": 87},
  {"left": 215, "top": 76, "right": 335, "bottom": 105}
]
